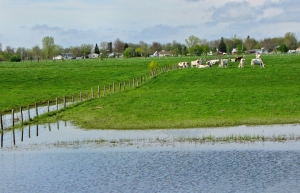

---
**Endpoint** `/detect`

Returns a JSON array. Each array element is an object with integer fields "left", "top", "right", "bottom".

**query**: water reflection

[
  {"left": 1, "top": 122, "right": 300, "bottom": 150},
  {"left": 1, "top": 102, "right": 75, "bottom": 130},
  {"left": 2, "top": 123, "right": 300, "bottom": 192}
]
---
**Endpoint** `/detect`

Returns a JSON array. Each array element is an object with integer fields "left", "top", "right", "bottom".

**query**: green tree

[
  {"left": 218, "top": 37, "right": 226, "bottom": 53},
  {"left": 244, "top": 36, "right": 257, "bottom": 51},
  {"left": 123, "top": 47, "right": 132, "bottom": 58},
  {"left": 192, "top": 45, "right": 203, "bottom": 56},
  {"left": 124, "top": 43, "right": 129, "bottom": 52},
  {"left": 42, "top": 36, "right": 55, "bottom": 61},
  {"left": 277, "top": 44, "right": 288, "bottom": 53},
  {"left": 149, "top": 60, "right": 159, "bottom": 77},
  {"left": 94, "top": 43, "right": 100, "bottom": 54},
  {"left": 185, "top": 35, "right": 200, "bottom": 49},
  {"left": 185, "top": 35, "right": 200, "bottom": 54},
  {"left": 32, "top": 45, "right": 42, "bottom": 62},
  {"left": 284, "top": 32, "right": 297, "bottom": 50},
  {"left": 80, "top": 44, "right": 93, "bottom": 58}
]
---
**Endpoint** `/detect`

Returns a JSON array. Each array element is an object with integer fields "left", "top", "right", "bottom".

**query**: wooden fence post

[
  {"left": 28, "top": 125, "right": 31, "bottom": 138},
  {"left": 47, "top": 101, "right": 50, "bottom": 112},
  {"left": 28, "top": 105, "right": 31, "bottom": 121},
  {"left": 35, "top": 103, "right": 38, "bottom": 117},
  {"left": 0, "top": 113, "right": 3, "bottom": 131},
  {"left": 63, "top": 96, "right": 66, "bottom": 108},
  {"left": 12, "top": 109, "right": 14, "bottom": 128},
  {"left": 56, "top": 97, "right": 58, "bottom": 111},
  {"left": 20, "top": 107, "right": 23, "bottom": 125},
  {"left": 1, "top": 113, "right": 3, "bottom": 148}
]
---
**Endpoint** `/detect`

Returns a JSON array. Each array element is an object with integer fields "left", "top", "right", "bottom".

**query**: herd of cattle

[{"left": 178, "top": 54, "right": 265, "bottom": 69}]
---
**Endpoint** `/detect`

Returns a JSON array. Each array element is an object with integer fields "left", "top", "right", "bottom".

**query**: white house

[
  {"left": 88, "top": 53, "right": 99, "bottom": 58},
  {"left": 153, "top": 50, "right": 172, "bottom": 57}
]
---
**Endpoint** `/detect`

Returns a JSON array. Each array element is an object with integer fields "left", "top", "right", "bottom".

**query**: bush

[{"left": 9, "top": 55, "right": 21, "bottom": 62}]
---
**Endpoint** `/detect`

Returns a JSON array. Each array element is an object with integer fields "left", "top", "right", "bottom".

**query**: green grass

[{"left": 1, "top": 54, "right": 300, "bottom": 129}]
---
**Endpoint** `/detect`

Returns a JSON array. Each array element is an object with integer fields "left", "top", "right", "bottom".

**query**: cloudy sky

[{"left": 1, "top": 0, "right": 299, "bottom": 49}]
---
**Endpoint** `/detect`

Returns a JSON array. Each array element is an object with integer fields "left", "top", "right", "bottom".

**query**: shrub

[{"left": 9, "top": 55, "right": 21, "bottom": 62}]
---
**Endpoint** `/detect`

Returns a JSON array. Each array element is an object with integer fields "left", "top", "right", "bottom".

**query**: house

[
  {"left": 88, "top": 53, "right": 99, "bottom": 58},
  {"left": 153, "top": 50, "right": 173, "bottom": 57},
  {"left": 61, "top": 53, "right": 75, "bottom": 59},
  {"left": 232, "top": 48, "right": 237, "bottom": 54},
  {"left": 53, "top": 55, "right": 63, "bottom": 60}
]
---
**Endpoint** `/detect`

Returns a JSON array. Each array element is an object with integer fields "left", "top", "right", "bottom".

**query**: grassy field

[{"left": 1, "top": 54, "right": 300, "bottom": 129}]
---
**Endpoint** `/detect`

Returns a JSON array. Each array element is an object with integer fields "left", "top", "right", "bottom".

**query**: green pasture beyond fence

[
  {"left": 1, "top": 53, "right": 300, "bottom": 130},
  {"left": 0, "top": 63, "right": 177, "bottom": 130}
]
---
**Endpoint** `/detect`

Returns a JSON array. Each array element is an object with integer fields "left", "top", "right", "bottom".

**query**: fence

[{"left": 0, "top": 64, "right": 177, "bottom": 133}]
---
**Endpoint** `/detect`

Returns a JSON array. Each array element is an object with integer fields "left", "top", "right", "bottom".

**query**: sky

[{"left": 1, "top": 0, "right": 299, "bottom": 49}]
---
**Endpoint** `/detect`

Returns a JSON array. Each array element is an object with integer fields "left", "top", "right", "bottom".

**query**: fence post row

[{"left": 0, "top": 65, "right": 172, "bottom": 132}]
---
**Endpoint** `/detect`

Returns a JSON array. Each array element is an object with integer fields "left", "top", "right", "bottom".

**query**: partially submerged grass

[{"left": 12, "top": 133, "right": 300, "bottom": 150}]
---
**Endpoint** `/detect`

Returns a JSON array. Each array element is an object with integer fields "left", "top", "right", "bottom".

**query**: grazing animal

[
  {"left": 256, "top": 54, "right": 261, "bottom": 59},
  {"left": 238, "top": 58, "right": 245, "bottom": 68},
  {"left": 219, "top": 59, "right": 228, "bottom": 68},
  {"left": 206, "top": 59, "right": 219, "bottom": 65},
  {"left": 235, "top": 56, "right": 243, "bottom": 62},
  {"left": 251, "top": 59, "right": 265, "bottom": 68},
  {"left": 198, "top": 63, "right": 212, "bottom": 68},
  {"left": 229, "top": 58, "right": 236, "bottom": 62},
  {"left": 178, "top": 62, "right": 189, "bottom": 68},
  {"left": 191, "top": 59, "right": 203, "bottom": 67}
]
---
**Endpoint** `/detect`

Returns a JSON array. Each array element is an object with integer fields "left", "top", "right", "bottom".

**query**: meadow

[{"left": 1, "top": 54, "right": 300, "bottom": 129}]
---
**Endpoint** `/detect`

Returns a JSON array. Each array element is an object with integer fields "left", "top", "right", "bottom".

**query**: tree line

[{"left": 0, "top": 32, "right": 298, "bottom": 62}]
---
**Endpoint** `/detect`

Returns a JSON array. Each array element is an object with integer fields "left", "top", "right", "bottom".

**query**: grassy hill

[{"left": 1, "top": 54, "right": 300, "bottom": 129}]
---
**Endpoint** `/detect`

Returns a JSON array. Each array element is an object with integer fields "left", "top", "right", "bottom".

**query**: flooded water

[{"left": 1, "top": 123, "right": 300, "bottom": 192}]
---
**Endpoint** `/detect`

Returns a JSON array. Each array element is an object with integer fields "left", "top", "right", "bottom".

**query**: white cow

[
  {"left": 178, "top": 62, "right": 189, "bottom": 68},
  {"left": 238, "top": 58, "right": 245, "bottom": 68},
  {"left": 219, "top": 59, "right": 228, "bottom": 68},
  {"left": 251, "top": 59, "right": 265, "bottom": 68},
  {"left": 190, "top": 59, "right": 201, "bottom": 67},
  {"left": 198, "top": 63, "right": 212, "bottom": 68},
  {"left": 206, "top": 59, "right": 219, "bottom": 65}
]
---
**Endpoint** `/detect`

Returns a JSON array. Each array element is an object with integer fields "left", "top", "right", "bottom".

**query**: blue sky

[{"left": 1, "top": 0, "right": 299, "bottom": 48}]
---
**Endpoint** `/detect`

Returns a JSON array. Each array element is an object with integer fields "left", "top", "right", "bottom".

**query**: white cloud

[{"left": 0, "top": 0, "right": 299, "bottom": 48}]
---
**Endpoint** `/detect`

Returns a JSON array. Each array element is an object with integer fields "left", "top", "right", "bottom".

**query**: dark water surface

[
  {"left": 1, "top": 148, "right": 300, "bottom": 193},
  {"left": 1, "top": 123, "right": 300, "bottom": 192}
]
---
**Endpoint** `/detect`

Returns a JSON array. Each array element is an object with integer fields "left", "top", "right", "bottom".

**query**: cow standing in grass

[
  {"left": 251, "top": 59, "right": 265, "bottom": 68},
  {"left": 238, "top": 58, "right": 245, "bottom": 68},
  {"left": 219, "top": 59, "right": 228, "bottom": 68},
  {"left": 178, "top": 62, "right": 189, "bottom": 68}
]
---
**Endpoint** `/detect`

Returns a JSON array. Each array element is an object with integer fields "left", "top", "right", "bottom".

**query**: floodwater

[{"left": 1, "top": 122, "right": 300, "bottom": 192}]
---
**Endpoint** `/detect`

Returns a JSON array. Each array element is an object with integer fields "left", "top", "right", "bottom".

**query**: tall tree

[
  {"left": 42, "top": 36, "right": 55, "bottom": 61},
  {"left": 218, "top": 37, "right": 226, "bottom": 53},
  {"left": 94, "top": 43, "right": 100, "bottom": 54},
  {"left": 32, "top": 45, "right": 42, "bottom": 62},
  {"left": 113, "top": 38, "right": 125, "bottom": 57},
  {"left": 244, "top": 36, "right": 257, "bottom": 51},
  {"left": 185, "top": 35, "right": 200, "bottom": 49},
  {"left": 284, "top": 32, "right": 297, "bottom": 50},
  {"left": 277, "top": 44, "right": 288, "bottom": 53},
  {"left": 70, "top": 46, "right": 81, "bottom": 57},
  {"left": 80, "top": 44, "right": 93, "bottom": 58},
  {"left": 150, "top": 42, "right": 162, "bottom": 54}
]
